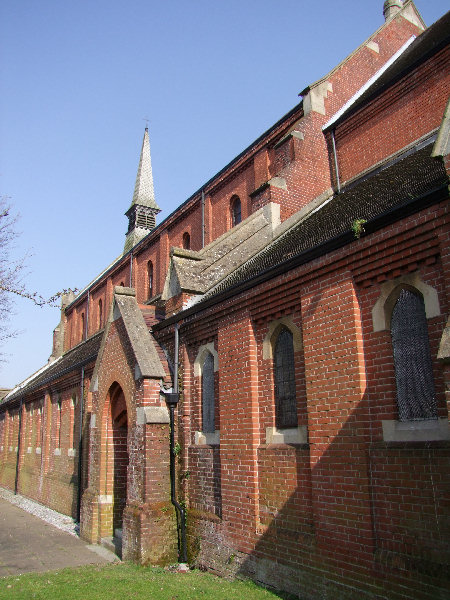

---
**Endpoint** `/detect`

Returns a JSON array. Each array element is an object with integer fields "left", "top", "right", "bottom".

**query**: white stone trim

[
  {"left": 194, "top": 343, "right": 219, "bottom": 377},
  {"left": 54, "top": 448, "right": 61, "bottom": 456},
  {"left": 98, "top": 495, "right": 113, "bottom": 504},
  {"left": 366, "top": 41, "right": 379, "bottom": 53},
  {"left": 195, "top": 430, "right": 220, "bottom": 445},
  {"left": 262, "top": 316, "right": 302, "bottom": 360},
  {"left": 68, "top": 448, "right": 76, "bottom": 457},
  {"left": 35, "top": 447, "right": 41, "bottom": 455},
  {"left": 266, "top": 426, "right": 308, "bottom": 445},
  {"left": 372, "top": 273, "right": 440, "bottom": 332},
  {"left": 136, "top": 406, "right": 170, "bottom": 425},
  {"left": 382, "top": 418, "right": 450, "bottom": 442}
]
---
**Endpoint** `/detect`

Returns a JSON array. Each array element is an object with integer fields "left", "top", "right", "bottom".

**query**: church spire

[{"left": 124, "top": 128, "right": 161, "bottom": 253}]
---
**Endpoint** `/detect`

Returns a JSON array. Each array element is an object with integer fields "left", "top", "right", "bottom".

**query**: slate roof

[
  {"left": 201, "top": 140, "right": 448, "bottom": 302},
  {"left": 91, "top": 288, "right": 166, "bottom": 385},
  {"left": 2, "top": 332, "right": 103, "bottom": 405}
]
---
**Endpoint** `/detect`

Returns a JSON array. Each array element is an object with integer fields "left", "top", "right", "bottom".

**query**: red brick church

[{"left": 1, "top": 2, "right": 449, "bottom": 598}]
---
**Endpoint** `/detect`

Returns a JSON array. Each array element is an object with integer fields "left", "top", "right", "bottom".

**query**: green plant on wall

[{"left": 351, "top": 218, "right": 367, "bottom": 239}]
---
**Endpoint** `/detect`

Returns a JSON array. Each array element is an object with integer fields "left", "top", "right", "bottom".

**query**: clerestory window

[
  {"left": 182, "top": 232, "right": 190, "bottom": 250},
  {"left": 147, "top": 260, "right": 153, "bottom": 299},
  {"left": 230, "top": 196, "right": 241, "bottom": 227}
]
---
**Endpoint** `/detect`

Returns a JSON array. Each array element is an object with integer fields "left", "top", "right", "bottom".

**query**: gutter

[
  {"left": 153, "top": 183, "right": 448, "bottom": 332},
  {"left": 2, "top": 350, "right": 99, "bottom": 409}
]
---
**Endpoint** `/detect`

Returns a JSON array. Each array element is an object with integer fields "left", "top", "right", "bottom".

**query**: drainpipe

[
  {"left": 201, "top": 190, "right": 205, "bottom": 249},
  {"left": 331, "top": 129, "right": 341, "bottom": 194},
  {"left": 14, "top": 398, "right": 23, "bottom": 495},
  {"left": 163, "top": 323, "right": 187, "bottom": 563},
  {"left": 76, "top": 366, "right": 85, "bottom": 523}
]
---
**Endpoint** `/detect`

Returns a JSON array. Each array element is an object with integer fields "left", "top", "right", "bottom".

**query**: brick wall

[{"left": 334, "top": 46, "right": 450, "bottom": 183}]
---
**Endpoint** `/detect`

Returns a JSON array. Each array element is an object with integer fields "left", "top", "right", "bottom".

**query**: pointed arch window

[
  {"left": 274, "top": 327, "right": 297, "bottom": 429},
  {"left": 230, "top": 196, "right": 241, "bottom": 227},
  {"left": 147, "top": 260, "right": 154, "bottom": 299},
  {"left": 391, "top": 288, "right": 437, "bottom": 421},
  {"left": 80, "top": 313, "right": 85, "bottom": 341},
  {"left": 182, "top": 232, "right": 191, "bottom": 250},
  {"left": 98, "top": 299, "right": 103, "bottom": 328},
  {"left": 202, "top": 352, "right": 215, "bottom": 434}
]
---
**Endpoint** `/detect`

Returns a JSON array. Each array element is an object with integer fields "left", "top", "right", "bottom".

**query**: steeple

[{"left": 124, "top": 128, "right": 161, "bottom": 253}]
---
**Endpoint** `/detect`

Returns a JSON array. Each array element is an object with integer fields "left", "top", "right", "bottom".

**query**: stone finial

[{"left": 383, "top": 0, "right": 403, "bottom": 21}]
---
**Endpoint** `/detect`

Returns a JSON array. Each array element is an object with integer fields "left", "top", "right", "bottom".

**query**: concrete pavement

[{"left": 0, "top": 496, "right": 117, "bottom": 577}]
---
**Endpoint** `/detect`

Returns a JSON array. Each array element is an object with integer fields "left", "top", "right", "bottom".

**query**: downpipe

[
  {"left": 164, "top": 323, "right": 187, "bottom": 564},
  {"left": 76, "top": 366, "right": 85, "bottom": 523}
]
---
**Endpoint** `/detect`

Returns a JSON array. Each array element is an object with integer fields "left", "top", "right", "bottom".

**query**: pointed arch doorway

[{"left": 101, "top": 382, "right": 129, "bottom": 549}]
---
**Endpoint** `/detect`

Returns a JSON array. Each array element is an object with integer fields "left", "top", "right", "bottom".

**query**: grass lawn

[{"left": 0, "top": 563, "right": 297, "bottom": 600}]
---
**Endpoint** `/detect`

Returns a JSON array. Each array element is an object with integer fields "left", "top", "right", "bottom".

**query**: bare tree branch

[{"left": 0, "top": 197, "right": 76, "bottom": 348}]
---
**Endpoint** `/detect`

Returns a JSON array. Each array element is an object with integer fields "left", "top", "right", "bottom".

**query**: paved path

[{"left": 0, "top": 497, "right": 116, "bottom": 577}]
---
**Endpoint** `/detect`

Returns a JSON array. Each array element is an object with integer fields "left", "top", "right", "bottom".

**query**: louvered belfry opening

[
  {"left": 391, "top": 288, "right": 437, "bottom": 421},
  {"left": 127, "top": 205, "right": 156, "bottom": 234},
  {"left": 274, "top": 327, "right": 297, "bottom": 429}
]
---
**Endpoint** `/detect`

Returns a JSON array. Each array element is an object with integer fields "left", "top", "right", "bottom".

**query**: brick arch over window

[{"left": 230, "top": 195, "right": 241, "bottom": 227}]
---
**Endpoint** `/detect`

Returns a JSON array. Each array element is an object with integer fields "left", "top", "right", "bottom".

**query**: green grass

[{"left": 0, "top": 563, "right": 296, "bottom": 600}]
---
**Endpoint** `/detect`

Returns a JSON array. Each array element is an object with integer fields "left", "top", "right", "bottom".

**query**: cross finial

[{"left": 143, "top": 117, "right": 149, "bottom": 130}]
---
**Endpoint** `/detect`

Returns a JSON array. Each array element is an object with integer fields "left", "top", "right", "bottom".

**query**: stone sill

[
  {"left": 382, "top": 418, "right": 449, "bottom": 442},
  {"left": 265, "top": 425, "right": 308, "bottom": 445},
  {"left": 194, "top": 430, "right": 220, "bottom": 445}
]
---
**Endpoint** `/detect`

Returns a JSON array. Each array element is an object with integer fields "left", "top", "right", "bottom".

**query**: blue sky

[{"left": 0, "top": 0, "right": 447, "bottom": 388}]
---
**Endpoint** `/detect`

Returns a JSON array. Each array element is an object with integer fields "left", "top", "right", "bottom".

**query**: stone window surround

[
  {"left": 262, "top": 316, "right": 307, "bottom": 445},
  {"left": 194, "top": 342, "right": 220, "bottom": 445},
  {"left": 372, "top": 272, "right": 448, "bottom": 442}
]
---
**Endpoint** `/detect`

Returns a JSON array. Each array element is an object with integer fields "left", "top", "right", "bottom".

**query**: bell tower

[{"left": 124, "top": 127, "right": 161, "bottom": 253}]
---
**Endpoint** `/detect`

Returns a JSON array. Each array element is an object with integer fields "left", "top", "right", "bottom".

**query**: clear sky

[{"left": 0, "top": 0, "right": 447, "bottom": 389}]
